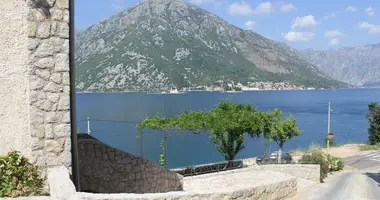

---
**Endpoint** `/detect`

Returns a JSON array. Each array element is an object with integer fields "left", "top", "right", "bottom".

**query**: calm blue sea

[{"left": 76, "top": 88, "right": 380, "bottom": 168}]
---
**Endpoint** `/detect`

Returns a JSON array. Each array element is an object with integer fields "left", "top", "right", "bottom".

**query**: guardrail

[{"left": 171, "top": 160, "right": 244, "bottom": 177}]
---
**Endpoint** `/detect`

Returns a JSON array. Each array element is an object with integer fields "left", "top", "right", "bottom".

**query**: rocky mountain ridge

[
  {"left": 301, "top": 43, "right": 380, "bottom": 86},
  {"left": 75, "top": 0, "right": 345, "bottom": 92}
]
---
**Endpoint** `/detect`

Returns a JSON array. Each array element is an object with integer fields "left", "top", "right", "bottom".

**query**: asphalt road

[
  {"left": 290, "top": 151, "right": 380, "bottom": 200},
  {"left": 344, "top": 151, "right": 380, "bottom": 170},
  {"left": 306, "top": 171, "right": 380, "bottom": 200}
]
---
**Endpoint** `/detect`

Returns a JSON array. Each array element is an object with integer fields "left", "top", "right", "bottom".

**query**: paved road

[
  {"left": 291, "top": 171, "right": 380, "bottom": 200},
  {"left": 309, "top": 171, "right": 380, "bottom": 200},
  {"left": 290, "top": 151, "right": 380, "bottom": 200},
  {"left": 344, "top": 151, "right": 380, "bottom": 170}
]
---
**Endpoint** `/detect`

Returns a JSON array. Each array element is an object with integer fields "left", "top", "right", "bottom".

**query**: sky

[{"left": 75, "top": 0, "right": 380, "bottom": 50}]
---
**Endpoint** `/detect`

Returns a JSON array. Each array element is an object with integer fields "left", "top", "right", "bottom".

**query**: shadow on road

[{"left": 364, "top": 172, "right": 380, "bottom": 187}]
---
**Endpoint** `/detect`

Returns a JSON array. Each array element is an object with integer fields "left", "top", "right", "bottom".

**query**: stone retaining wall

[
  {"left": 5, "top": 166, "right": 297, "bottom": 200},
  {"left": 76, "top": 176, "right": 296, "bottom": 200},
  {"left": 250, "top": 164, "right": 320, "bottom": 182},
  {"left": 78, "top": 135, "right": 183, "bottom": 193}
]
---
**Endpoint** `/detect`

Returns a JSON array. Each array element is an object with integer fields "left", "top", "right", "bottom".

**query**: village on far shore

[{"left": 78, "top": 81, "right": 320, "bottom": 94}]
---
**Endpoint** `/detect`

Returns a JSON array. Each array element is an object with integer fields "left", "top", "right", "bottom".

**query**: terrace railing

[{"left": 171, "top": 159, "right": 243, "bottom": 177}]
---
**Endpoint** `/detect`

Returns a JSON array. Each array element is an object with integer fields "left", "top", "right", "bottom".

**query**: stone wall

[
  {"left": 0, "top": 0, "right": 72, "bottom": 177},
  {"left": 6, "top": 166, "right": 297, "bottom": 200},
  {"left": 78, "top": 135, "right": 183, "bottom": 193},
  {"left": 250, "top": 164, "right": 320, "bottom": 182},
  {"left": 76, "top": 170, "right": 297, "bottom": 200}
]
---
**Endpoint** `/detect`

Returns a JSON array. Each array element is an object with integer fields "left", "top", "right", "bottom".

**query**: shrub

[
  {"left": 327, "top": 155, "right": 344, "bottom": 172},
  {"left": 0, "top": 150, "right": 45, "bottom": 197},
  {"left": 299, "top": 149, "right": 329, "bottom": 182},
  {"left": 299, "top": 148, "right": 345, "bottom": 182},
  {"left": 337, "top": 158, "right": 344, "bottom": 171},
  {"left": 367, "top": 103, "right": 380, "bottom": 145},
  {"left": 359, "top": 143, "right": 380, "bottom": 151}
]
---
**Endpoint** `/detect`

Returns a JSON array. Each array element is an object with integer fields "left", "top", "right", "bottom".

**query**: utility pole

[
  {"left": 327, "top": 102, "right": 331, "bottom": 149},
  {"left": 87, "top": 117, "right": 91, "bottom": 135}
]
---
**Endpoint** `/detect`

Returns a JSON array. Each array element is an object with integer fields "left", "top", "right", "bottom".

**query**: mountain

[
  {"left": 301, "top": 43, "right": 380, "bottom": 86},
  {"left": 75, "top": 0, "right": 346, "bottom": 92}
]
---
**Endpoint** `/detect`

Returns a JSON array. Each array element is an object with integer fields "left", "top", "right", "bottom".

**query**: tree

[
  {"left": 137, "top": 100, "right": 263, "bottom": 164},
  {"left": 367, "top": 102, "right": 380, "bottom": 145},
  {"left": 263, "top": 109, "right": 301, "bottom": 164},
  {"left": 202, "top": 100, "right": 263, "bottom": 160}
]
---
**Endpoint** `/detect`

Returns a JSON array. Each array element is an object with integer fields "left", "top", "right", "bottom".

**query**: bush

[
  {"left": 327, "top": 155, "right": 344, "bottom": 172},
  {"left": 299, "top": 149, "right": 329, "bottom": 182},
  {"left": 367, "top": 103, "right": 380, "bottom": 145},
  {"left": 298, "top": 148, "right": 344, "bottom": 182},
  {"left": 0, "top": 150, "right": 45, "bottom": 197},
  {"left": 359, "top": 143, "right": 380, "bottom": 151},
  {"left": 337, "top": 158, "right": 344, "bottom": 171}
]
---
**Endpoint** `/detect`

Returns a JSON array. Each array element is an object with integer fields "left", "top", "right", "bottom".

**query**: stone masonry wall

[
  {"left": 78, "top": 135, "right": 183, "bottom": 194},
  {"left": 26, "top": 0, "right": 72, "bottom": 172},
  {"left": 0, "top": 0, "right": 72, "bottom": 175}
]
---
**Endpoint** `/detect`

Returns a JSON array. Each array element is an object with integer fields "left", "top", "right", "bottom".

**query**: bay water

[{"left": 76, "top": 88, "right": 380, "bottom": 168}]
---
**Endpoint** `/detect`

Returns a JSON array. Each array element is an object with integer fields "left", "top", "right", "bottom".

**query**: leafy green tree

[
  {"left": 138, "top": 100, "right": 263, "bottom": 163},
  {"left": 367, "top": 102, "right": 380, "bottom": 145},
  {"left": 263, "top": 109, "right": 301, "bottom": 164},
  {"left": 201, "top": 100, "right": 263, "bottom": 160}
]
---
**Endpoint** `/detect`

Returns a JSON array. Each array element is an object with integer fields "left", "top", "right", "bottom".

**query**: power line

[
  {"left": 88, "top": 128, "right": 198, "bottom": 136},
  {"left": 332, "top": 105, "right": 365, "bottom": 112},
  {"left": 89, "top": 119, "right": 142, "bottom": 124}
]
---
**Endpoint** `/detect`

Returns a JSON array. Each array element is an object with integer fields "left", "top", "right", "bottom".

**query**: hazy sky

[{"left": 75, "top": 0, "right": 380, "bottom": 50}]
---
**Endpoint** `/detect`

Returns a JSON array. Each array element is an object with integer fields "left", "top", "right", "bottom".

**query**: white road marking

[
  {"left": 361, "top": 151, "right": 380, "bottom": 163},
  {"left": 361, "top": 152, "right": 379, "bottom": 156},
  {"left": 356, "top": 151, "right": 380, "bottom": 163}
]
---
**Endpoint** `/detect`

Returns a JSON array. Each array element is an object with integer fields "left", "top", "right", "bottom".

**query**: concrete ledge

[
  {"left": 47, "top": 166, "right": 76, "bottom": 200},
  {"left": 249, "top": 164, "right": 320, "bottom": 183}
]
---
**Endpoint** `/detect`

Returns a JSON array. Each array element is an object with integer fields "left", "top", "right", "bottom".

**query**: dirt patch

[
  {"left": 324, "top": 144, "right": 376, "bottom": 158},
  {"left": 289, "top": 144, "right": 376, "bottom": 162}
]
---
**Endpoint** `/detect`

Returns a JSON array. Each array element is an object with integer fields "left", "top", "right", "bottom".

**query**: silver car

[{"left": 256, "top": 151, "right": 293, "bottom": 164}]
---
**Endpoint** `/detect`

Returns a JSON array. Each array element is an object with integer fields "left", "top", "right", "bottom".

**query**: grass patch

[{"left": 359, "top": 143, "right": 380, "bottom": 151}]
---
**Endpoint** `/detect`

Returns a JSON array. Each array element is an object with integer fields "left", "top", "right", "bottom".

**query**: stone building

[
  {"left": 0, "top": 0, "right": 74, "bottom": 185},
  {"left": 0, "top": 1, "right": 183, "bottom": 194}
]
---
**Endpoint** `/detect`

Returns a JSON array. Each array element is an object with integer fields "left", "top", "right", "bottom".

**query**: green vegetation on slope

[{"left": 75, "top": 0, "right": 347, "bottom": 92}]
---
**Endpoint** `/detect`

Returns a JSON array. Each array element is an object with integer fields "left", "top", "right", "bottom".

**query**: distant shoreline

[{"left": 75, "top": 87, "right": 378, "bottom": 94}]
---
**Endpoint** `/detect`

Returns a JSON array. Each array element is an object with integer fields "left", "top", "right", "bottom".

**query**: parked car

[{"left": 256, "top": 151, "right": 293, "bottom": 164}]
